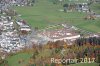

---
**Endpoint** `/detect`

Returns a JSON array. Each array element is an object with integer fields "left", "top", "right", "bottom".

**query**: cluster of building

[
  {"left": 37, "top": 24, "right": 80, "bottom": 45},
  {"left": 16, "top": 19, "right": 31, "bottom": 32},
  {"left": 0, "top": 2, "right": 32, "bottom": 53},
  {"left": 36, "top": 24, "right": 100, "bottom": 45},
  {"left": 0, "top": 0, "right": 35, "bottom": 6},
  {"left": 0, "top": 15, "right": 28, "bottom": 53},
  {"left": 0, "top": 0, "right": 33, "bottom": 53}
]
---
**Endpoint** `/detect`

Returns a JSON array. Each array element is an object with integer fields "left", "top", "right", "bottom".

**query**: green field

[
  {"left": 13, "top": 0, "right": 100, "bottom": 32},
  {"left": 1, "top": 53, "right": 99, "bottom": 66},
  {"left": 69, "top": 63, "right": 99, "bottom": 66}
]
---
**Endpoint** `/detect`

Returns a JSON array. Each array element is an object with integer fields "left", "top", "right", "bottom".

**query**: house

[{"left": 20, "top": 25, "right": 31, "bottom": 32}]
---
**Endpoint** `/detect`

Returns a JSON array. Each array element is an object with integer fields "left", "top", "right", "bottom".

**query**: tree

[
  {"left": 63, "top": 3, "right": 68, "bottom": 12},
  {"left": 52, "top": 0, "right": 59, "bottom": 4},
  {"left": 97, "top": 54, "right": 100, "bottom": 63}
]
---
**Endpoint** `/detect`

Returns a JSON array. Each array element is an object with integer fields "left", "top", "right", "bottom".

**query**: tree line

[{"left": 76, "top": 37, "right": 100, "bottom": 46}]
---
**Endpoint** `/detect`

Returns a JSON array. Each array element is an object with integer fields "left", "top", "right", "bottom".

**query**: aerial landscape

[{"left": 0, "top": 0, "right": 100, "bottom": 66}]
